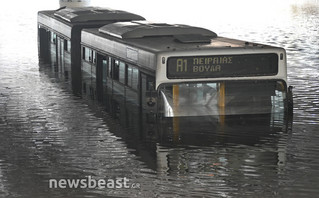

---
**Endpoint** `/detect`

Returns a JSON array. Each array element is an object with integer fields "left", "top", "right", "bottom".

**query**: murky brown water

[{"left": 1, "top": 1, "right": 319, "bottom": 197}]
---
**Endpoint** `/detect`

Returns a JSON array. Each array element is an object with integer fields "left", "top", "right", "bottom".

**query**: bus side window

[
  {"left": 63, "top": 39, "right": 69, "bottom": 52},
  {"left": 87, "top": 48, "right": 92, "bottom": 62},
  {"left": 147, "top": 76, "right": 155, "bottom": 91},
  {"left": 67, "top": 40, "right": 71, "bottom": 52},
  {"left": 141, "top": 74, "right": 155, "bottom": 92},
  {"left": 127, "top": 65, "right": 139, "bottom": 90},
  {"left": 102, "top": 57, "right": 108, "bottom": 85},
  {"left": 82, "top": 47, "right": 85, "bottom": 60},
  {"left": 111, "top": 59, "right": 119, "bottom": 80},
  {"left": 132, "top": 67, "right": 139, "bottom": 90},
  {"left": 83, "top": 47, "right": 91, "bottom": 62},
  {"left": 107, "top": 57, "right": 112, "bottom": 77},
  {"left": 141, "top": 74, "right": 156, "bottom": 109},
  {"left": 51, "top": 32, "right": 56, "bottom": 44},
  {"left": 119, "top": 61, "right": 126, "bottom": 84},
  {"left": 93, "top": 50, "right": 96, "bottom": 64}
]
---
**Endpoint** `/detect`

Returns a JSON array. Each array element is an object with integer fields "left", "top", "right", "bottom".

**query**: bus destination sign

[{"left": 166, "top": 53, "right": 278, "bottom": 79}]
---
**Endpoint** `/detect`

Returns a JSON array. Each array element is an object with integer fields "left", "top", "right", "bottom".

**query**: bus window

[
  {"left": 63, "top": 39, "right": 71, "bottom": 53},
  {"left": 85, "top": 48, "right": 91, "bottom": 62},
  {"left": 64, "top": 39, "right": 68, "bottom": 52},
  {"left": 132, "top": 67, "right": 139, "bottom": 90},
  {"left": 119, "top": 61, "right": 125, "bottom": 84},
  {"left": 82, "top": 47, "right": 94, "bottom": 62},
  {"left": 67, "top": 40, "right": 71, "bottom": 52},
  {"left": 93, "top": 50, "right": 96, "bottom": 64},
  {"left": 91, "top": 64, "right": 96, "bottom": 79},
  {"left": 127, "top": 65, "right": 133, "bottom": 86},
  {"left": 107, "top": 57, "right": 112, "bottom": 77},
  {"left": 159, "top": 81, "right": 285, "bottom": 117},
  {"left": 147, "top": 78, "right": 155, "bottom": 91},
  {"left": 141, "top": 73, "right": 156, "bottom": 109},
  {"left": 50, "top": 32, "right": 56, "bottom": 44},
  {"left": 127, "top": 65, "right": 139, "bottom": 90},
  {"left": 102, "top": 58, "right": 108, "bottom": 85},
  {"left": 111, "top": 59, "right": 119, "bottom": 80}
]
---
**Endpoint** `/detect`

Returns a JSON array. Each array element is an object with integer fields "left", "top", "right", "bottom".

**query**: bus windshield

[{"left": 159, "top": 80, "right": 286, "bottom": 117}]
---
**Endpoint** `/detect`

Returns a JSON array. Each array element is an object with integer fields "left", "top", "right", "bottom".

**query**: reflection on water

[{"left": 1, "top": 0, "right": 319, "bottom": 197}]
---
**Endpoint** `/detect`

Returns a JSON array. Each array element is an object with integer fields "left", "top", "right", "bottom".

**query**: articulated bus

[
  {"left": 80, "top": 21, "right": 293, "bottom": 124},
  {"left": 38, "top": 7, "right": 293, "bottom": 136},
  {"left": 37, "top": 7, "right": 144, "bottom": 93}
]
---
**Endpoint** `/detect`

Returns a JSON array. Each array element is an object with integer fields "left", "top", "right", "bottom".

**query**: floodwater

[{"left": 0, "top": 0, "right": 319, "bottom": 197}]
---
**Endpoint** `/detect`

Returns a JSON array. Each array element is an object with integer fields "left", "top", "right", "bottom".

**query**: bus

[
  {"left": 37, "top": 7, "right": 145, "bottom": 93},
  {"left": 80, "top": 21, "right": 293, "bottom": 123}
]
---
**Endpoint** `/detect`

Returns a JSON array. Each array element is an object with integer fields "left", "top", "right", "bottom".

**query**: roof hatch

[
  {"left": 54, "top": 7, "right": 145, "bottom": 23},
  {"left": 99, "top": 21, "right": 217, "bottom": 43}
]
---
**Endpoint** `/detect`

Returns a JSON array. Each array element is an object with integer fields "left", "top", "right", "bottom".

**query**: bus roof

[
  {"left": 38, "top": 7, "right": 145, "bottom": 39},
  {"left": 82, "top": 21, "right": 280, "bottom": 54},
  {"left": 54, "top": 7, "right": 145, "bottom": 23},
  {"left": 98, "top": 21, "right": 217, "bottom": 40}
]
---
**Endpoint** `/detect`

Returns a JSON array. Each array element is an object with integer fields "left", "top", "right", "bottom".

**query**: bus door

[
  {"left": 140, "top": 73, "right": 157, "bottom": 136},
  {"left": 96, "top": 54, "right": 109, "bottom": 105},
  {"left": 141, "top": 73, "right": 156, "bottom": 111}
]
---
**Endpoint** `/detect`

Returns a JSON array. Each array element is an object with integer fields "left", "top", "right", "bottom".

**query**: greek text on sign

[{"left": 166, "top": 54, "right": 278, "bottom": 79}]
